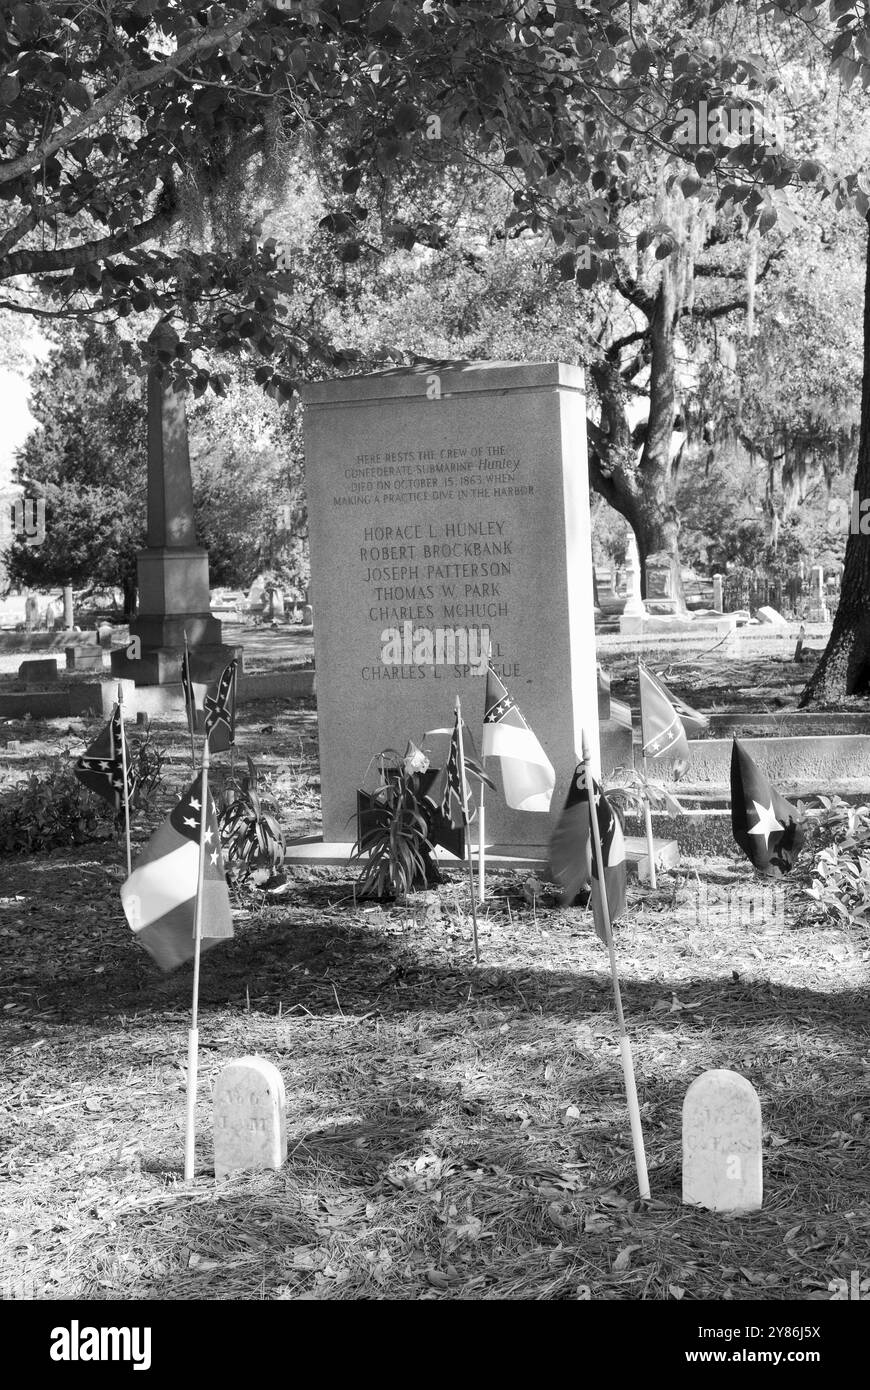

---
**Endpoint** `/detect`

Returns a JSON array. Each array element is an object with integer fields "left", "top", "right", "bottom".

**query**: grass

[{"left": 0, "top": 656, "right": 869, "bottom": 1301}]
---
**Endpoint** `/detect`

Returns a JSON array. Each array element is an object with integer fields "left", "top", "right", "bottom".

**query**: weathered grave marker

[
  {"left": 18, "top": 658, "right": 58, "bottom": 684},
  {"left": 682, "top": 1068, "right": 762, "bottom": 1213},
  {"left": 213, "top": 1056, "right": 287, "bottom": 1181}
]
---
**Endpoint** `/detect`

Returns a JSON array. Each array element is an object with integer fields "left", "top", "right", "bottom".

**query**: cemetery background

[
  {"left": 0, "top": 642, "right": 868, "bottom": 1302},
  {"left": 0, "top": 1, "right": 869, "bottom": 1308}
]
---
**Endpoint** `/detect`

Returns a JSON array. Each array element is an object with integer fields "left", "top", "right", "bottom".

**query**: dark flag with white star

[
  {"left": 731, "top": 739, "right": 805, "bottom": 877},
  {"left": 549, "top": 765, "right": 627, "bottom": 942},
  {"left": 204, "top": 659, "right": 238, "bottom": 753},
  {"left": 74, "top": 704, "right": 136, "bottom": 811},
  {"left": 119, "top": 773, "right": 233, "bottom": 972}
]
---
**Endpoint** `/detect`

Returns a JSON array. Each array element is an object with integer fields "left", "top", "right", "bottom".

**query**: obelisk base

[{"left": 109, "top": 545, "right": 242, "bottom": 685}]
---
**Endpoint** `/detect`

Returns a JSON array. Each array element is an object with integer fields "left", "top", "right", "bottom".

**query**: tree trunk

[
  {"left": 801, "top": 215, "right": 870, "bottom": 705},
  {"left": 587, "top": 268, "right": 687, "bottom": 609},
  {"left": 122, "top": 574, "right": 137, "bottom": 620},
  {"left": 636, "top": 263, "right": 686, "bottom": 609}
]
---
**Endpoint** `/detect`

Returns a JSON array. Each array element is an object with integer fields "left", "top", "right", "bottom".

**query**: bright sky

[{"left": 0, "top": 366, "right": 37, "bottom": 493}]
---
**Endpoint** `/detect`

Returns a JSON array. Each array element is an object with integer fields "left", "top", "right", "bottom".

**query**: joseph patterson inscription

[{"left": 331, "top": 441, "right": 528, "bottom": 683}]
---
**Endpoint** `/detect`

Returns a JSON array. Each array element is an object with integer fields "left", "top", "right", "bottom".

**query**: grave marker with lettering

[
  {"left": 302, "top": 362, "right": 600, "bottom": 850},
  {"left": 213, "top": 1056, "right": 287, "bottom": 1180},
  {"left": 682, "top": 1068, "right": 762, "bottom": 1213}
]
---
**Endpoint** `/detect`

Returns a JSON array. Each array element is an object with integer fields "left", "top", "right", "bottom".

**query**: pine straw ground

[{"left": 1, "top": 679, "right": 869, "bottom": 1301}]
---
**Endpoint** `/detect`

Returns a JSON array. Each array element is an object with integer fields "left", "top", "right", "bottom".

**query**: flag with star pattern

[
  {"left": 440, "top": 708, "right": 472, "bottom": 827},
  {"left": 482, "top": 665, "right": 555, "bottom": 812},
  {"left": 119, "top": 773, "right": 233, "bottom": 972},
  {"left": 204, "top": 658, "right": 238, "bottom": 753},
  {"left": 730, "top": 739, "right": 804, "bottom": 877},
  {"left": 74, "top": 704, "right": 136, "bottom": 811},
  {"left": 638, "top": 659, "right": 690, "bottom": 765},
  {"left": 549, "top": 764, "right": 627, "bottom": 943},
  {"left": 640, "top": 660, "right": 708, "bottom": 735}
]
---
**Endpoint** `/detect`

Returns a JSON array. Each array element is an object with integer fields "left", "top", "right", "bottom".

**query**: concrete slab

[
  {"left": 652, "top": 734, "right": 870, "bottom": 783},
  {"left": 283, "top": 833, "right": 679, "bottom": 879},
  {"left": 0, "top": 668, "right": 315, "bottom": 720}
]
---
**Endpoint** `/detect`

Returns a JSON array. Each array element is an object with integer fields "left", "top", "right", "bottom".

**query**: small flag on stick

[
  {"left": 579, "top": 727, "right": 649, "bottom": 1201},
  {"left": 549, "top": 764, "right": 627, "bottom": 942},
  {"left": 204, "top": 658, "right": 238, "bottom": 753},
  {"left": 438, "top": 699, "right": 494, "bottom": 964},
  {"left": 74, "top": 704, "right": 136, "bottom": 811},
  {"left": 120, "top": 772, "right": 233, "bottom": 972},
  {"left": 441, "top": 708, "right": 472, "bottom": 828},
  {"left": 731, "top": 739, "right": 804, "bottom": 877},
  {"left": 482, "top": 665, "right": 554, "bottom": 812},
  {"left": 181, "top": 633, "right": 200, "bottom": 771},
  {"left": 638, "top": 659, "right": 690, "bottom": 766},
  {"left": 640, "top": 660, "right": 708, "bottom": 735}
]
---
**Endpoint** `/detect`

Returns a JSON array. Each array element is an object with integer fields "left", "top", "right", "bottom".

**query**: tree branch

[
  {"left": 0, "top": 198, "right": 180, "bottom": 281},
  {"left": 0, "top": 3, "right": 266, "bottom": 187},
  {"left": 612, "top": 266, "right": 656, "bottom": 317},
  {"left": 686, "top": 246, "right": 785, "bottom": 322}
]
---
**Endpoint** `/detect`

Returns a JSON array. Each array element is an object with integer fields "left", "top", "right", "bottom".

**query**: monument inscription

[{"left": 303, "top": 362, "right": 600, "bottom": 850}]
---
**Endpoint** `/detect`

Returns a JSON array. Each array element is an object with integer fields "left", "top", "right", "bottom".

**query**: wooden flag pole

[
  {"left": 183, "top": 629, "right": 197, "bottom": 774},
  {"left": 477, "top": 639, "right": 492, "bottom": 906},
  {"left": 641, "top": 756, "right": 657, "bottom": 890},
  {"left": 184, "top": 740, "right": 210, "bottom": 1183},
  {"left": 477, "top": 777, "right": 486, "bottom": 906},
  {"left": 581, "top": 728, "right": 650, "bottom": 1200},
  {"left": 455, "top": 695, "right": 480, "bottom": 964},
  {"left": 116, "top": 683, "right": 132, "bottom": 878},
  {"left": 637, "top": 660, "right": 658, "bottom": 889}
]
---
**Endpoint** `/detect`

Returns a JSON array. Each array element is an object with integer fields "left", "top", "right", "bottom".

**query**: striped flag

[
  {"left": 204, "top": 659, "right": 238, "bottom": 753},
  {"left": 482, "top": 666, "right": 554, "bottom": 812},
  {"left": 74, "top": 705, "right": 136, "bottom": 811},
  {"left": 549, "top": 765, "right": 627, "bottom": 942},
  {"left": 638, "top": 659, "right": 690, "bottom": 764},
  {"left": 120, "top": 773, "right": 233, "bottom": 972},
  {"left": 640, "top": 660, "right": 708, "bottom": 735},
  {"left": 440, "top": 709, "right": 471, "bottom": 827}
]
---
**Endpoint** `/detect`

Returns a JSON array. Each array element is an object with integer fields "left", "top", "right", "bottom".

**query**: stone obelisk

[{"left": 111, "top": 339, "right": 241, "bottom": 684}]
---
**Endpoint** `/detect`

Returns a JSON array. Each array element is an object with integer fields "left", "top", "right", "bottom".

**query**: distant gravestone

[
  {"left": 18, "top": 658, "right": 58, "bottom": 684},
  {"left": 712, "top": 574, "right": 724, "bottom": 613},
  {"left": 24, "top": 595, "right": 39, "bottom": 631},
  {"left": 65, "top": 645, "right": 104, "bottom": 672},
  {"left": 683, "top": 1069, "right": 762, "bottom": 1213},
  {"left": 621, "top": 533, "right": 645, "bottom": 617},
  {"left": 757, "top": 605, "right": 787, "bottom": 626},
  {"left": 213, "top": 1056, "right": 287, "bottom": 1181}
]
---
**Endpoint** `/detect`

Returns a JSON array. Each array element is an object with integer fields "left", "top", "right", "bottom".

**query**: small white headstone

[
  {"left": 712, "top": 574, "right": 724, "bottom": 613},
  {"left": 213, "top": 1056, "right": 287, "bottom": 1181},
  {"left": 682, "top": 1068, "right": 762, "bottom": 1213}
]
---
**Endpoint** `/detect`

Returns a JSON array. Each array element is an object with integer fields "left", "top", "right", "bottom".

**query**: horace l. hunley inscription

[{"left": 302, "top": 362, "right": 600, "bottom": 851}]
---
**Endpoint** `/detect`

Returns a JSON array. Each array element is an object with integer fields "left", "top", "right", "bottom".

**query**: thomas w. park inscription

[{"left": 302, "top": 362, "right": 599, "bottom": 850}]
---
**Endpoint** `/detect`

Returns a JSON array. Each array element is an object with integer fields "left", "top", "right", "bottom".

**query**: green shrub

[
  {"left": 352, "top": 746, "right": 437, "bottom": 901},
  {"left": 218, "top": 756, "right": 286, "bottom": 888},
  {"left": 803, "top": 796, "right": 870, "bottom": 928},
  {"left": 0, "top": 758, "right": 114, "bottom": 854},
  {"left": 127, "top": 720, "right": 167, "bottom": 813}
]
